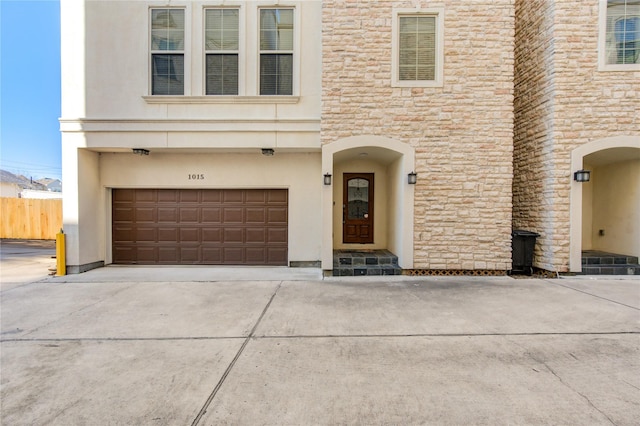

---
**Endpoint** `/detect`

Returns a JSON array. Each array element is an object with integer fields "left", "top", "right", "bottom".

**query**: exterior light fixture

[
  {"left": 573, "top": 169, "right": 591, "bottom": 182},
  {"left": 261, "top": 148, "right": 274, "bottom": 156},
  {"left": 324, "top": 173, "right": 332, "bottom": 185},
  {"left": 408, "top": 171, "right": 417, "bottom": 184},
  {"left": 132, "top": 148, "right": 150, "bottom": 155}
]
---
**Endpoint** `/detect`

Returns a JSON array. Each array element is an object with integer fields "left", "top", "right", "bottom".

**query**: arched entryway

[
  {"left": 321, "top": 136, "right": 415, "bottom": 272},
  {"left": 570, "top": 136, "right": 640, "bottom": 272}
]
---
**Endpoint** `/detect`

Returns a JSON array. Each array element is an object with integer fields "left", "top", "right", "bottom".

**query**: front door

[{"left": 343, "top": 173, "right": 374, "bottom": 244}]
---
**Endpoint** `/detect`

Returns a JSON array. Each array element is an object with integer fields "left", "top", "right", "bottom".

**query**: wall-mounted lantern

[
  {"left": 408, "top": 171, "right": 417, "bottom": 184},
  {"left": 261, "top": 148, "right": 275, "bottom": 156},
  {"left": 573, "top": 169, "right": 591, "bottom": 182},
  {"left": 324, "top": 173, "right": 332, "bottom": 185},
  {"left": 132, "top": 148, "right": 150, "bottom": 156}
]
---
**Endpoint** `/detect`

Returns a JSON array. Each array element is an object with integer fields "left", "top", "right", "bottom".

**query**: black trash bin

[{"left": 511, "top": 230, "right": 539, "bottom": 275}]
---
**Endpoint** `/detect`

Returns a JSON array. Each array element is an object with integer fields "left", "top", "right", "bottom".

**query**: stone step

[
  {"left": 583, "top": 256, "right": 639, "bottom": 266},
  {"left": 580, "top": 264, "right": 640, "bottom": 276},
  {"left": 332, "top": 264, "right": 403, "bottom": 277},
  {"left": 332, "top": 250, "right": 401, "bottom": 276},
  {"left": 580, "top": 250, "right": 640, "bottom": 275}
]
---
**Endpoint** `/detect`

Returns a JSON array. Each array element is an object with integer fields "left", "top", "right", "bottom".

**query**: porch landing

[
  {"left": 581, "top": 250, "right": 640, "bottom": 275},
  {"left": 332, "top": 250, "right": 402, "bottom": 276}
]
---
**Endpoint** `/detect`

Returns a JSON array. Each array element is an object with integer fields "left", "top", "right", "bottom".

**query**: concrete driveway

[{"left": 1, "top": 240, "right": 639, "bottom": 425}]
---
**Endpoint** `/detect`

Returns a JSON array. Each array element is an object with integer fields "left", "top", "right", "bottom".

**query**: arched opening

[
  {"left": 321, "top": 136, "right": 415, "bottom": 272},
  {"left": 570, "top": 136, "right": 640, "bottom": 272}
]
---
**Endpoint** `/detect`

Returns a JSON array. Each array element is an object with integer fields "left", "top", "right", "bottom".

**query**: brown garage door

[{"left": 112, "top": 189, "right": 288, "bottom": 265}]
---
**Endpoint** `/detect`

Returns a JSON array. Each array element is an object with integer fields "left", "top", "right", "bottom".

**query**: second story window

[
  {"left": 600, "top": 0, "right": 640, "bottom": 69},
  {"left": 260, "top": 8, "right": 294, "bottom": 95},
  {"left": 399, "top": 16, "right": 436, "bottom": 81},
  {"left": 151, "top": 9, "right": 185, "bottom": 95},
  {"left": 205, "top": 9, "right": 239, "bottom": 95},
  {"left": 392, "top": 8, "right": 444, "bottom": 87}
]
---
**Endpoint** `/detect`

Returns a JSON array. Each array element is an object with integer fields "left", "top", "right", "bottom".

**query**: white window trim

[
  {"left": 149, "top": 5, "right": 191, "bottom": 96},
  {"left": 256, "top": 5, "right": 299, "bottom": 96},
  {"left": 392, "top": 7, "right": 445, "bottom": 88},
  {"left": 598, "top": 0, "right": 640, "bottom": 71},
  {"left": 203, "top": 6, "right": 245, "bottom": 95}
]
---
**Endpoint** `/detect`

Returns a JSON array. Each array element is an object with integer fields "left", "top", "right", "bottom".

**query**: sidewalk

[{"left": 1, "top": 242, "right": 639, "bottom": 425}]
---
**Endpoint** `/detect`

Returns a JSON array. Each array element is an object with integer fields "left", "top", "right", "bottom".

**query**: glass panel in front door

[{"left": 347, "top": 178, "right": 369, "bottom": 219}]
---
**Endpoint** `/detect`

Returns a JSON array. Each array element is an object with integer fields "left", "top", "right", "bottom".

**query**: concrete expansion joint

[
  {"left": 2, "top": 331, "right": 638, "bottom": 344},
  {"left": 191, "top": 281, "right": 283, "bottom": 426},
  {"left": 524, "top": 349, "right": 618, "bottom": 426},
  {"left": 545, "top": 280, "right": 640, "bottom": 311}
]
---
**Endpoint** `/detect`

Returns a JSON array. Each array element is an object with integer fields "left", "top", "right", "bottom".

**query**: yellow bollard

[{"left": 56, "top": 230, "right": 66, "bottom": 276}]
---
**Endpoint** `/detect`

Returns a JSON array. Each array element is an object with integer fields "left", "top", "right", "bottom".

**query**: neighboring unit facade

[
  {"left": 514, "top": 0, "right": 640, "bottom": 273},
  {"left": 321, "top": 0, "right": 514, "bottom": 272},
  {"left": 61, "top": 0, "right": 638, "bottom": 275},
  {"left": 61, "top": 0, "right": 323, "bottom": 273}
]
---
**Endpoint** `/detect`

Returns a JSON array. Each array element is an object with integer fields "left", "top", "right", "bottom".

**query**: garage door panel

[
  {"left": 267, "top": 228, "right": 287, "bottom": 243},
  {"left": 246, "top": 248, "right": 267, "bottom": 263},
  {"left": 202, "top": 247, "right": 222, "bottom": 263},
  {"left": 246, "top": 228, "right": 266, "bottom": 243},
  {"left": 159, "top": 247, "right": 179, "bottom": 262},
  {"left": 267, "top": 247, "right": 288, "bottom": 264},
  {"left": 202, "top": 228, "right": 222, "bottom": 243},
  {"left": 223, "top": 207, "right": 243, "bottom": 223},
  {"left": 113, "top": 246, "right": 135, "bottom": 262},
  {"left": 201, "top": 190, "right": 223, "bottom": 203},
  {"left": 202, "top": 207, "right": 222, "bottom": 223},
  {"left": 179, "top": 247, "right": 200, "bottom": 263},
  {"left": 268, "top": 190, "right": 288, "bottom": 203},
  {"left": 113, "top": 189, "right": 135, "bottom": 202},
  {"left": 136, "top": 227, "right": 157, "bottom": 242},
  {"left": 135, "top": 189, "right": 156, "bottom": 203},
  {"left": 246, "top": 208, "right": 266, "bottom": 223},
  {"left": 223, "top": 190, "right": 244, "bottom": 203},
  {"left": 113, "top": 207, "right": 134, "bottom": 222},
  {"left": 223, "top": 247, "right": 244, "bottom": 263},
  {"left": 180, "top": 228, "right": 200, "bottom": 243},
  {"left": 113, "top": 227, "right": 134, "bottom": 242},
  {"left": 245, "top": 190, "right": 267, "bottom": 203},
  {"left": 158, "top": 228, "right": 178, "bottom": 242},
  {"left": 267, "top": 207, "right": 287, "bottom": 223},
  {"left": 158, "top": 208, "right": 178, "bottom": 222},
  {"left": 180, "top": 208, "right": 199, "bottom": 223},
  {"left": 180, "top": 191, "right": 199, "bottom": 203},
  {"left": 112, "top": 189, "right": 287, "bottom": 265},
  {"left": 136, "top": 208, "right": 156, "bottom": 223},
  {"left": 158, "top": 190, "right": 179, "bottom": 202},
  {"left": 136, "top": 247, "right": 158, "bottom": 262},
  {"left": 223, "top": 227, "right": 244, "bottom": 243}
]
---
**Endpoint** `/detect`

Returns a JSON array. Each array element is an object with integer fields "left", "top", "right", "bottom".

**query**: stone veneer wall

[
  {"left": 513, "top": 0, "right": 557, "bottom": 270},
  {"left": 514, "top": 0, "right": 640, "bottom": 272},
  {"left": 322, "top": 1, "right": 515, "bottom": 271}
]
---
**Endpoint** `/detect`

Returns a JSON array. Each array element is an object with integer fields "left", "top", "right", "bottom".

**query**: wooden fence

[{"left": 0, "top": 198, "right": 63, "bottom": 240}]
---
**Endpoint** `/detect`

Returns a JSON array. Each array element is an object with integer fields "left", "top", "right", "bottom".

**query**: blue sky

[{"left": 1, "top": 0, "right": 62, "bottom": 180}]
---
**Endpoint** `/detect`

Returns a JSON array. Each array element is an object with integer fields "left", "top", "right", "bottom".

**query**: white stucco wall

[{"left": 590, "top": 159, "right": 640, "bottom": 258}]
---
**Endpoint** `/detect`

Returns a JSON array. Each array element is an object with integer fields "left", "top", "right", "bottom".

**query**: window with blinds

[
  {"left": 604, "top": 0, "right": 640, "bottom": 65},
  {"left": 260, "top": 8, "right": 293, "bottom": 95},
  {"left": 205, "top": 9, "right": 239, "bottom": 95},
  {"left": 392, "top": 8, "right": 444, "bottom": 87},
  {"left": 399, "top": 16, "right": 436, "bottom": 81},
  {"left": 151, "top": 9, "right": 185, "bottom": 95}
]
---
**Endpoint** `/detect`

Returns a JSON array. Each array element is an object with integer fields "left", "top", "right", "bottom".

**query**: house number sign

[{"left": 188, "top": 174, "right": 205, "bottom": 180}]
